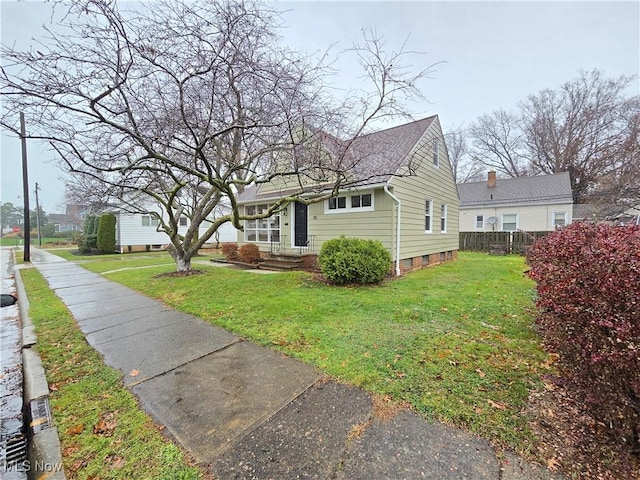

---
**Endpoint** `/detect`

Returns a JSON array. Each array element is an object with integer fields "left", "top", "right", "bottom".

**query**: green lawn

[
  {"left": 19, "top": 268, "right": 204, "bottom": 480},
  {"left": 50, "top": 250, "right": 551, "bottom": 453}
]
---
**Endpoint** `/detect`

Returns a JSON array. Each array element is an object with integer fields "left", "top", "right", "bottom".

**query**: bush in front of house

[
  {"left": 318, "top": 236, "right": 391, "bottom": 285},
  {"left": 238, "top": 243, "right": 261, "bottom": 264},
  {"left": 221, "top": 243, "right": 238, "bottom": 261},
  {"left": 526, "top": 222, "right": 640, "bottom": 453},
  {"left": 79, "top": 215, "right": 98, "bottom": 254},
  {"left": 97, "top": 213, "right": 117, "bottom": 253}
]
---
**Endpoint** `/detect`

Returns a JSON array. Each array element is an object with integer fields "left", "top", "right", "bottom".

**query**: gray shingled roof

[
  {"left": 238, "top": 116, "right": 437, "bottom": 203},
  {"left": 347, "top": 115, "right": 436, "bottom": 184},
  {"left": 457, "top": 172, "right": 573, "bottom": 207}
]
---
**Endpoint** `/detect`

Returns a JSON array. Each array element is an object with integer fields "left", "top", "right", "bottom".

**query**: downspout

[{"left": 384, "top": 185, "right": 401, "bottom": 277}]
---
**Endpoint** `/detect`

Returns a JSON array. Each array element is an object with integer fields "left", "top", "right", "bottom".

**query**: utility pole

[
  {"left": 34, "top": 183, "right": 42, "bottom": 246},
  {"left": 20, "top": 112, "right": 31, "bottom": 262}
]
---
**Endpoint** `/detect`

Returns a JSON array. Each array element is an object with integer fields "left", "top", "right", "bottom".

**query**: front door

[{"left": 293, "top": 202, "right": 308, "bottom": 247}]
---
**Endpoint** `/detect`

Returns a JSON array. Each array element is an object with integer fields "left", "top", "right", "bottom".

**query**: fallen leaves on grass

[
  {"left": 93, "top": 412, "right": 118, "bottom": 437},
  {"left": 487, "top": 399, "right": 507, "bottom": 410},
  {"left": 106, "top": 454, "right": 125, "bottom": 470},
  {"left": 66, "top": 424, "right": 84, "bottom": 436}
]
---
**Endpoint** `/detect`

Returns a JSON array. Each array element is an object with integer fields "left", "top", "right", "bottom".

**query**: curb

[{"left": 14, "top": 266, "right": 67, "bottom": 480}]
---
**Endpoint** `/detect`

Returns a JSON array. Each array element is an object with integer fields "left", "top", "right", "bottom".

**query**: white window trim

[
  {"left": 142, "top": 215, "right": 160, "bottom": 227},
  {"left": 425, "top": 199, "right": 433, "bottom": 234},
  {"left": 440, "top": 203, "right": 448, "bottom": 233},
  {"left": 552, "top": 211, "right": 568, "bottom": 228},
  {"left": 324, "top": 191, "right": 374, "bottom": 214},
  {"left": 501, "top": 213, "right": 519, "bottom": 231},
  {"left": 244, "top": 204, "right": 281, "bottom": 243},
  {"left": 475, "top": 214, "right": 485, "bottom": 231}
]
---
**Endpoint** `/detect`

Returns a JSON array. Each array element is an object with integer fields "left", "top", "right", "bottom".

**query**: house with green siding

[{"left": 236, "top": 115, "right": 460, "bottom": 274}]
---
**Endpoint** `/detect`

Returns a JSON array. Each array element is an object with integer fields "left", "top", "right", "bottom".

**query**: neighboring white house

[
  {"left": 457, "top": 171, "right": 574, "bottom": 232},
  {"left": 113, "top": 211, "right": 237, "bottom": 253}
]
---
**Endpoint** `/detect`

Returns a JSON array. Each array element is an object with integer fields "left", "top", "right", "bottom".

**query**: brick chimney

[{"left": 487, "top": 170, "right": 497, "bottom": 188}]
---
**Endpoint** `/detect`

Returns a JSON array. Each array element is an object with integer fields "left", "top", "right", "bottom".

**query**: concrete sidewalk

[{"left": 28, "top": 248, "right": 563, "bottom": 479}]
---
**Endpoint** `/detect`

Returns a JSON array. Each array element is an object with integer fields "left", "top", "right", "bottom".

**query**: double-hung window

[
  {"left": 440, "top": 204, "right": 448, "bottom": 233},
  {"left": 475, "top": 214, "right": 484, "bottom": 230},
  {"left": 142, "top": 215, "right": 160, "bottom": 227},
  {"left": 502, "top": 213, "right": 518, "bottom": 231},
  {"left": 553, "top": 211, "right": 567, "bottom": 228},
  {"left": 425, "top": 199, "right": 433, "bottom": 233}
]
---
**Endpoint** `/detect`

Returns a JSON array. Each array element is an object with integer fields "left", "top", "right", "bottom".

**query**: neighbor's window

[
  {"left": 433, "top": 139, "right": 440, "bottom": 167},
  {"left": 502, "top": 213, "right": 518, "bottom": 231},
  {"left": 142, "top": 215, "right": 160, "bottom": 227},
  {"left": 475, "top": 214, "right": 484, "bottom": 230},
  {"left": 179, "top": 217, "right": 188, "bottom": 227},
  {"left": 553, "top": 211, "right": 567, "bottom": 227},
  {"left": 425, "top": 199, "right": 433, "bottom": 233},
  {"left": 244, "top": 204, "right": 280, "bottom": 242},
  {"left": 440, "top": 204, "right": 448, "bottom": 233}
]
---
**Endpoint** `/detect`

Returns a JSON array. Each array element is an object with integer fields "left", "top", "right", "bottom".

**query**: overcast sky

[{"left": 1, "top": 0, "right": 638, "bottom": 213}]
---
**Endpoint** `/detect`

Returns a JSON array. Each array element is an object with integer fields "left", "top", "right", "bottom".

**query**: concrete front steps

[{"left": 258, "top": 253, "right": 304, "bottom": 271}]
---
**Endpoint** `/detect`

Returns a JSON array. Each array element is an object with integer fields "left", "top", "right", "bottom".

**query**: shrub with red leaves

[
  {"left": 221, "top": 243, "right": 238, "bottom": 261},
  {"left": 527, "top": 222, "right": 640, "bottom": 454},
  {"left": 238, "top": 243, "right": 261, "bottom": 264}
]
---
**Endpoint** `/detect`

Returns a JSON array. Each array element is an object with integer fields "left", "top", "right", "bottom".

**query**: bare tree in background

[
  {"left": 521, "top": 70, "right": 639, "bottom": 203},
  {"left": 467, "top": 109, "right": 530, "bottom": 178},
  {"left": 1, "top": 0, "right": 435, "bottom": 272},
  {"left": 465, "top": 70, "right": 639, "bottom": 204},
  {"left": 444, "top": 125, "right": 483, "bottom": 183}
]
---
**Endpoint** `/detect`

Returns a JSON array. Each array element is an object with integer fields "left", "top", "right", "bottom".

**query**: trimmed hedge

[
  {"left": 527, "top": 222, "right": 640, "bottom": 452},
  {"left": 97, "top": 213, "right": 116, "bottom": 253},
  {"left": 318, "top": 236, "right": 391, "bottom": 285}
]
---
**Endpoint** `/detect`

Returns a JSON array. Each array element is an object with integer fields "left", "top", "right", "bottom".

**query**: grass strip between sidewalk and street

[
  {"left": 19, "top": 267, "right": 205, "bottom": 480},
  {"left": 49, "top": 250, "right": 553, "bottom": 456}
]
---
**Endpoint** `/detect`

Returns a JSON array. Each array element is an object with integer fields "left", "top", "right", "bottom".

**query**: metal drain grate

[
  {"left": 2, "top": 434, "right": 28, "bottom": 468},
  {"left": 28, "top": 396, "right": 52, "bottom": 435}
]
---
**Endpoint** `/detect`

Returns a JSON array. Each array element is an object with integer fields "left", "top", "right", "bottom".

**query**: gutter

[
  {"left": 383, "top": 185, "right": 401, "bottom": 277},
  {"left": 14, "top": 265, "right": 67, "bottom": 480}
]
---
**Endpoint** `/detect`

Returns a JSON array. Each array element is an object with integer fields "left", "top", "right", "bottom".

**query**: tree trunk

[
  {"left": 175, "top": 254, "right": 192, "bottom": 272},
  {"left": 168, "top": 244, "right": 193, "bottom": 272}
]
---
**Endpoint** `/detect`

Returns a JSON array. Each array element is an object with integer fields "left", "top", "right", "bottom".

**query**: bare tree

[
  {"left": 467, "top": 109, "right": 530, "bottom": 178},
  {"left": 444, "top": 125, "right": 483, "bottom": 183},
  {"left": 521, "top": 69, "right": 639, "bottom": 202},
  {"left": 1, "top": 0, "right": 434, "bottom": 272}
]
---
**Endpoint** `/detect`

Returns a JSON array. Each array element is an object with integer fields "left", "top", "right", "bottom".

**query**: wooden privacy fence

[{"left": 459, "top": 231, "right": 549, "bottom": 254}]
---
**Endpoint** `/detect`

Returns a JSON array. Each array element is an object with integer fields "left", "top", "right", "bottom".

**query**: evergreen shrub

[
  {"left": 96, "top": 213, "right": 116, "bottom": 253},
  {"left": 318, "top": 236, "right": 391, "bottom": 285}
]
